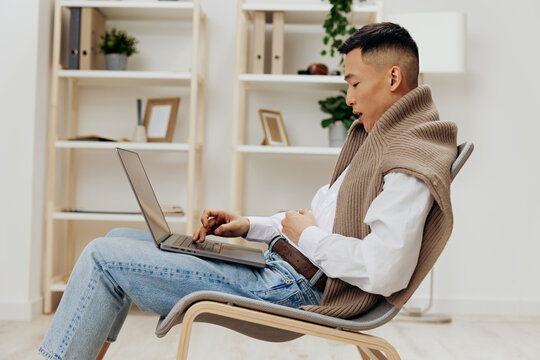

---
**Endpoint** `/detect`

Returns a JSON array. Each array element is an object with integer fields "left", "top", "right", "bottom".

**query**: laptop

[{"left": 116, "top": 148, "right": 266, "bottom": 268}]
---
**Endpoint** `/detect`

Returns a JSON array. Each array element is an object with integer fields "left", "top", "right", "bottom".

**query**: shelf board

[
  {"left": 53, "top": 211, "right": 187, "bottom": 224},
  {"left": 60, "top": 1, "right": 198, "bottom": 21},
  {"left": 237, "top": 145, "right": 341, "bottom": 156},
  {"left": 50, "top": 282, "right": 67, "bottom": 292},
  {"left": 58, "top": 70, "right": 194, "bottom": 87},
  {"left": 239, "top": 74, "right": 347, "bottom": 91},
  {"left": 55, "top": 141, "right": 190, "bottom": 151},
  {"left": 242, "top": 3, "right": 377, "bottom": 25}
]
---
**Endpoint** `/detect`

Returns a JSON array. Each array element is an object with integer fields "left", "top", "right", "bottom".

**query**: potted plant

[
  {"left": 321, "top": 0, "right": 366, "bottom": 66},
  {"left": 319, "top": 90, "right": 355, "bottom": 147},
  {"left": 99, "top": 27, "right": 138, "bottom": 70}
]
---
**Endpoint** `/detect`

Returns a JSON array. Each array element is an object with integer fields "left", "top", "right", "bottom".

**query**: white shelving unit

[
  {"left": 230, "top": 0, "right": 382, "bottom": 213},
  {"left": 237, "top": 145, "right": 341, "bottom": 156},
  {"left": 58, "top": 70, "right": 196, "bottom": 86},
  {"left": 239, "top": 74, "right": 348, "bottom": 90},
  {"left": 43, "top": 0, "right": 206, "bottom": 313},
  {"left": 52, "top": 211, "right": 187, "bottom": 224},
  {"left": 55, "top": 140, "right": 191, "bottom": 151},
  {"left": 241, "top": 3, "right": 379, "bottom": 24},
  {"left": 60, "top": 0, "right": 197, "bottom": 21}
]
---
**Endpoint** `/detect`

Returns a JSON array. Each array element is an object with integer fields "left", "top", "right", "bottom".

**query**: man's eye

[{"left": 353, "top": 83, "right": 359, "bottom": 88}]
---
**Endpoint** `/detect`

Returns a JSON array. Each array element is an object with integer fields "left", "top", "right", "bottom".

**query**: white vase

[
  {"left": 328, "top": 122, "right": 347, "bottom": 147},
  {"left": 133, "top": 125, "right": 147, "bottom": 142}
]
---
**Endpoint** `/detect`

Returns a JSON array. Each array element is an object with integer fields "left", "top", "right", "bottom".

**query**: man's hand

[
  {"left": 281, "top": 209, "right": 318, "bottom": 246},
  {"left": 193, "top": 209, "right": 250, "bottom": 243}
]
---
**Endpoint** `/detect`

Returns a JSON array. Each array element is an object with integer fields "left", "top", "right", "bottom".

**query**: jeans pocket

[
  {"left": 274, "top": 291, "right": 303, "bottom": 308},
  {"left": 255, "top": 286, "right": 303, "bottom": 308}
]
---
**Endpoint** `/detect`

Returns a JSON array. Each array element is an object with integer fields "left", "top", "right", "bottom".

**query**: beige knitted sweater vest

[{"left": 302, "top": 85, "right": 457, "bottom": 318}]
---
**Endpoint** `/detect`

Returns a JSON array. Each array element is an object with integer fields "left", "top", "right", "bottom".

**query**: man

[{"left": 40, "top": 22, "right": 456, "bottom": 360}]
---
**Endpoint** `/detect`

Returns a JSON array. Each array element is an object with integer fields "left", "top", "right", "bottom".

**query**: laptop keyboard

[
  {"left": 172, "top": 235, "right": 222, "bottom": 253},
  {"left": 172, "top": 235, "right": 191, "bottom": 247}
]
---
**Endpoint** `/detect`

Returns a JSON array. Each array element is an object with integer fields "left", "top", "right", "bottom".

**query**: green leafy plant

[
  {"left": 99, "top": 28, "right": 139, "bottom": 56},
  {"left": 319, "top": 90, "right": 355, "bottom": 130},
  {"left": 321, "top": 0, "right": 366, "bottom": 64}
]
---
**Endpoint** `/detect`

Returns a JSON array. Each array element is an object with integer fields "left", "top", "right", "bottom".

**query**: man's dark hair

[{"left": 338, "top": 22, "right": 419, "bottom": 88}]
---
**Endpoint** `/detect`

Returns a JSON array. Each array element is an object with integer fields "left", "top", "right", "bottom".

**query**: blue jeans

[{"left": 39, "top": 228, "right": 323, "bottom": 360}]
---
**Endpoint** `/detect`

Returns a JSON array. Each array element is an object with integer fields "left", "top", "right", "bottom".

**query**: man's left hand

[{"left": 281, "top": 209, "right": 318, "bottom": 245}]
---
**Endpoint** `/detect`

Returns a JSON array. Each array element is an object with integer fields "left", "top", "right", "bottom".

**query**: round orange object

[{"left": 308, "top": 63, "right": 328, "bottom": 75}]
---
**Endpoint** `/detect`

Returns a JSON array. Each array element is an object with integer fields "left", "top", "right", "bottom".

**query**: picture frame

[
  {"left": 143, "top": 97, "right": 180, "bottom": 142},
  {"left": 258, "top": 109, "right": 290, "bottom": 146}
]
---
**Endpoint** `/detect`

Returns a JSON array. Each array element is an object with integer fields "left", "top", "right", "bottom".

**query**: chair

[{"left": 155, "top": 142, "right": 474, "bottom": 360}]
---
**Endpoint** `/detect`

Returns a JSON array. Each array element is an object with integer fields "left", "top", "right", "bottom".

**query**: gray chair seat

[{"left": 156, "top": 290, "right": 400, "bottom": 342}]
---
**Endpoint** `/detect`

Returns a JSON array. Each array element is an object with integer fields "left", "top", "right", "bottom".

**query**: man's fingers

[
  {"left": 285, "top": 210, "right": 296, "bottom": 218},
  {"left": 198, "top": 226, "right": 207, "bottom": 243},
  {"left": 215, "top": 223, "right": 234, "bottom": 236},
  {"left": 196, "top": 218, "right": 218, "bottom": 242},
  {"left": 201, "top": 209, "right": 211, "bottom": 227},
  {"left": 201, "top": 209, "right": 217, "bottom": 227},
  {"left": 193, "top": 226, "right": 201, "bottom": 241},
  {"left": 201, "top": 209, "right": 228, "bottom": 227}
]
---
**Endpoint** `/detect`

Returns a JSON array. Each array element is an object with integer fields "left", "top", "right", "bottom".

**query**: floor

[{"left": 2, "top": 308, "right": 539, "bottom": 360}]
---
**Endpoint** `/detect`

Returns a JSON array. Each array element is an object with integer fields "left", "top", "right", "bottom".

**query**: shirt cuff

[
  {"left": 298, "top": 226, "right": 330, "bottom": 259},
  {"left": 245, "top": 216, "right": 279, "bottom": 243}
]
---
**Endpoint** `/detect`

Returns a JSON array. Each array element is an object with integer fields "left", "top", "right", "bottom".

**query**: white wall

[
  {"left": 1, "top": 0, "right": 539, "bottom": 320},
  {"left": 0, "top": 0, "right": 52, "bottom": 320},
  {"left": 383, "top": 0, "right": 540, "bottom": 315}
]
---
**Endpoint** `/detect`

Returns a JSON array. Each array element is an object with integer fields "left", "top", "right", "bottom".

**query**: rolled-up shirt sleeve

[{"left": 298, "top": 172, "right": 434, "bottom": 297}]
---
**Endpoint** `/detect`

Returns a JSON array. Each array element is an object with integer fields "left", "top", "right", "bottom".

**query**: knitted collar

[{"left": 350, "top": 84, "right": 436, "bottom": 139}]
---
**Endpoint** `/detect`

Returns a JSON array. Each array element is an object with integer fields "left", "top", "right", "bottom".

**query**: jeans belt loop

[
  {"left": 268, "top": 235, "right": 282, "bottom": 253},
  {"left": 308, "top": 269, "right": 325, "bottom": 289}
]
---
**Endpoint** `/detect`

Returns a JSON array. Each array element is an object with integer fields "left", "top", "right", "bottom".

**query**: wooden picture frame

[
  {"left": 258, "top": 109, "right": 289, "bottom": 146},
  {"left": 143, "top": 97, "right": 180, "bottom": 142}
]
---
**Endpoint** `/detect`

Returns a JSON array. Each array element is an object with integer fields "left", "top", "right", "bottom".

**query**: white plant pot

[
  {"left": 328, "top": 122, "right": 347, "bottom": 147},
  {"left": 105, "top": 53, "right": 128, "bottom": 70}
]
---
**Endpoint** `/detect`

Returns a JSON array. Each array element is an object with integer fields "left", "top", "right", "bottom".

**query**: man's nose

[{"left": 346, "top": 88, "right": 356, "bottom": 106}]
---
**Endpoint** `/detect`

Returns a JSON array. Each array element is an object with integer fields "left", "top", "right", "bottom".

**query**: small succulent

[{"left": 99, "top": 27, "right": 138, "bottom": 56}]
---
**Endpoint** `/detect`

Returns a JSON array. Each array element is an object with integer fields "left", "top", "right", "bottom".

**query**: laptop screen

[{"left": 116, "top": 148, "right": 171, "bottom": 244}]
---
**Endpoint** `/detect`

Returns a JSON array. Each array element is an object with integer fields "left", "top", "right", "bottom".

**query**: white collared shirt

[{"left": 246, "top": 168, "right": 434, "bottom": 297}]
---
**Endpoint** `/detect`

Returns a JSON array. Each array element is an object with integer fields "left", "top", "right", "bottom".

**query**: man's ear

[{"left": 388, "top": 66, "right": 403, "bottom": 92}]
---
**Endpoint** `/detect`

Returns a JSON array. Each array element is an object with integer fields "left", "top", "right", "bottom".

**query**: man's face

[{"left": 344, "top": 48, "right": 394, "bottom": 132}]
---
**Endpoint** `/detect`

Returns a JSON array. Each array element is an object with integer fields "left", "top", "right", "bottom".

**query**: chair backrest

[{"left": 451, "top": 142, "right": 474, "bottom": 180}]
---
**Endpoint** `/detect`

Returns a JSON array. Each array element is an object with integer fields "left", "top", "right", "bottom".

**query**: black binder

[{"left": 68, "top": 7, "right": 81, "bottom": 70}]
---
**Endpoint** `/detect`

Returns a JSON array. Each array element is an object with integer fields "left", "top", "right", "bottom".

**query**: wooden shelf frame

[
  {"left": 59, "top": 0, "right": 199, "bottom": 21},
  {"left": 57, "top": 70, "right": 198, "bottom": 87},
  {"left": 229, "top": 0, "right": 382, "bottom": 214},
  {"left": 43, "top": 0, "right": 207, "bottom": 312},
  {"left": 239, "top": 73, "right": 349, "bottom": 91},
  {"left": 52, "top": 211, "right": 187, "bottom": 224},
  {"left": 237, "top": 145, "right": 341, "bottom": 156},
  {"left": 55, "top": 140, "right": 191, "bottom": 151},
  {"left": 241, "top": 3, "right": 379, "bottom": 25}
]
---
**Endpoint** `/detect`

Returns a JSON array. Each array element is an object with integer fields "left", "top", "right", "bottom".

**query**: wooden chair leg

[
  {"left": 357, "top": 343, "right": 402, "bottom": 360},
  {"left": 176, "top": 309, "right": 197, "bottom": 360},
  {"left": 357, "top": 345, "right": 401, "bottom": 360},
  {"left": 357, "top": 346, "right": 372, "bottom": 359},
  {"left": 364, "top": 348, "right": 388, "bottom": 360}
]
